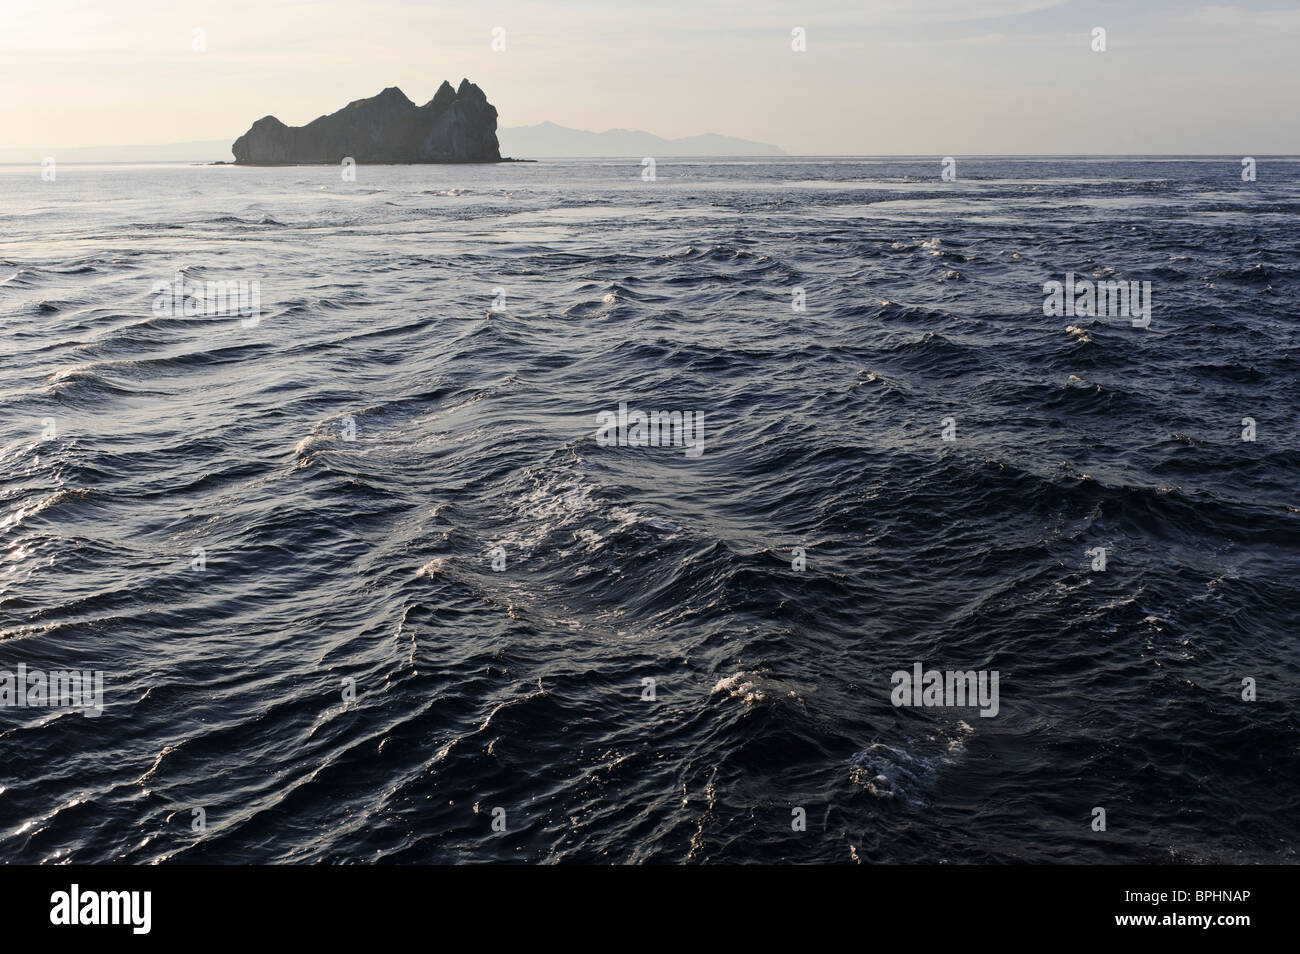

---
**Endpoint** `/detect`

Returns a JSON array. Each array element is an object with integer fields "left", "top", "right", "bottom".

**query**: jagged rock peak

[{"left": 232, "top": 81, "right": 500, "bottom": 164}]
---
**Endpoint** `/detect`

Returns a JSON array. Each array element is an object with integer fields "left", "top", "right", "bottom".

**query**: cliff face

[{"left": 232, "top": 80, "right": 501, "bottom": 164}]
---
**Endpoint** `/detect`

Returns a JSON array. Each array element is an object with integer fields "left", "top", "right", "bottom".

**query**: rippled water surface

[{"left": 1, "top": 157, "right": 1297, "bottom": 863}]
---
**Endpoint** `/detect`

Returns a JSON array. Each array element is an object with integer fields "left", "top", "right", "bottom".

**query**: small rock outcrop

[{"left": 232, "top": 80, "right": 501, "bottom": 164}]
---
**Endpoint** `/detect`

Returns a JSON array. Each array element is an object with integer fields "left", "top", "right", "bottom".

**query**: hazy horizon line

[{"left": 5, "top": 153, "right": 1300, "bottom": 163}]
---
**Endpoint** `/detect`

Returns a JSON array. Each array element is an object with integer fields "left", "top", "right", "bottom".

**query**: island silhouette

[{"left": 231, "top": 79, "right": 503, "bottom": 164}]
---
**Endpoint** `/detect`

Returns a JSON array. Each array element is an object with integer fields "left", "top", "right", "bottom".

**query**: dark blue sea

[{"left": 1, "top": 157, "right": 1297, "bottom": 863}]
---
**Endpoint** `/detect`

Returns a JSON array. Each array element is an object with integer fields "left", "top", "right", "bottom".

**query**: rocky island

[{"left": 232, "top": 80, "right": 502, "bottom": 164}]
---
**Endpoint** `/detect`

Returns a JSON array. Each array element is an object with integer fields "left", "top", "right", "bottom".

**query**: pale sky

[{"left": 2, "top": 0, "right": 1298, "bottom": 154}]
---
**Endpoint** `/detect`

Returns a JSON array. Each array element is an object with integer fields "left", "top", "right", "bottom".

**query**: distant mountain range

[
  {"left": 0, "top": 122, "right": 785, "bottom": 164},
  {"left": 497, "top": 122, "right": 785, "bottom": 157}
]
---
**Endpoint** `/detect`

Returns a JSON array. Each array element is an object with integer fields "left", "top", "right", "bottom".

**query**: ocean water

[{"left": 0, "top": 157, "right": 1297, "bottom": 864}]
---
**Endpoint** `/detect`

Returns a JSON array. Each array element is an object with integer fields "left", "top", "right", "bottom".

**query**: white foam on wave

[
  {"left": 416, "top": 557, "right": 451, "bottom": 578},
  {"left": 710, "top": 670, "right": 804, "bottom": 707},
  {"left": 497, "top": 463, "right": 681, "bottom": 559},
  {"left": 849, "top": 722, "right": 973, "bottom": 802}
]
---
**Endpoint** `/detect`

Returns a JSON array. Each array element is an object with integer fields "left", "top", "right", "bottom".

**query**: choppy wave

[{"left": 0, "top": 157, "right": 1297, "bottom": 864}]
